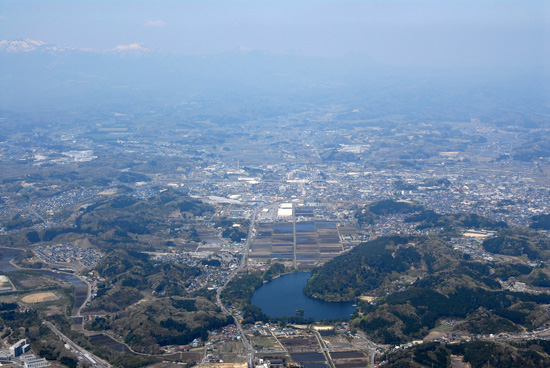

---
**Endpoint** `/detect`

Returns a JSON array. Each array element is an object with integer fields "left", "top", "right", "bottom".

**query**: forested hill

[
  {"left": 22, "top": 189, "right": 214, "bottom": 252},
  {"left": 304, "top": 235, "right": 423, "bottom": 301},
  {"left": 83, "top": 249, "right": 231, "bottom": 354},
  {"left": 304, "top": 235, "right": 550, "bottom": 344},
  {"left": 355, "top": 199, "right": 508, "bottom": 231}
]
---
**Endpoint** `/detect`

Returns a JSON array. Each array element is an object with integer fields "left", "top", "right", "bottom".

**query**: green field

[{"left": 251, "top": 335, "right": 284, "bottom": 350}]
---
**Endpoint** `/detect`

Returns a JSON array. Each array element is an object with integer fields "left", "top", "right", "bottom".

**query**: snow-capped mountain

[{"left": 0, "top": 39, "right": 82, "bottom": 53}]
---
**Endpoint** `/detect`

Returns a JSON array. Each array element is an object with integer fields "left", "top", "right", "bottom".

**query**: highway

[
  {"left": 214, "top": 207, "right": 258, "bottom": 367},
  {"left": 42, "top": 321, "right": 111, "bottom": 368}
]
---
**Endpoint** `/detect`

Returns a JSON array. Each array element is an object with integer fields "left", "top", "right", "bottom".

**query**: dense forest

[
  {"left": 355, "top": 200, "right": 422, "bottom": 226},
  {"left": 107, "top": 297, "right": 232, "bottom": 354},
  {"left": 22, "top": 189, "right": 214, "bottom": 251},
  {"left": 481, "top": 228, "right": 550, "bottom": 260},
  {"left": 305, "top": 235, "right": 420, "bottom": 301},
  {"left": 305, "top": 234, "right": 550, "bottom": 344},
  {"left": 531, "top": 214, "right": 550, "bottom": 230},
  {"left": 86, "top": 249, "right": 201, "bottom": 313},
  {"left": 383, "top": 340, "right": 550, "bottom": 368},
  {"left": 355, "top": 199, "right": 508, "bottom": 233},
  {"left": 404, "top": 211, "right": 508, "bottom": 232},
  {"left": 80, "top": 249, "right": 231, "bottom": 354}
]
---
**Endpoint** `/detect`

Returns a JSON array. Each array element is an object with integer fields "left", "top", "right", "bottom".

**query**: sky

[{"left": 0, "top": 0, "right": 549, "bottom": 67}]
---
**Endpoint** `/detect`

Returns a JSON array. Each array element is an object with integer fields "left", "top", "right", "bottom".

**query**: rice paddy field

[{"left": 249, "top": 217, "right": 345, "bottom": 267}]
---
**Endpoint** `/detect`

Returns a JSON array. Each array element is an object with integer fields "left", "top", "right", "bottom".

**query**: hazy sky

[{"left": 1, "top": 0, "right": 548, "bottom": 67}]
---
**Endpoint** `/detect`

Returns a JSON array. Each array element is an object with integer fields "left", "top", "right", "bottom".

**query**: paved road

[
  {"left": 43, "top": 321, "right": 111, "bottom": 368},
  {"left": 214, "top": 207, "right": 258, "bottom": 367},
  {"left": 312, "top": 329, "right": 336, "bottom": 368},
  {"left": 353, "top": 331, "right": 385, "bottom": 368},
  {"left": 76, "top": 276, "right": 92, "bottom": 317}
]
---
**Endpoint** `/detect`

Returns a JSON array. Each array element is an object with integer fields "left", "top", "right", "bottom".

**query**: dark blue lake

[{"left": 251, "top": 272, "right": 355, "bottom": 321}]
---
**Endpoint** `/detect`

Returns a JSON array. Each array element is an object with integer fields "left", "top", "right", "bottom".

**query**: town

[{"left": 1, "top": 107, "right": 550, "bottom": 368}]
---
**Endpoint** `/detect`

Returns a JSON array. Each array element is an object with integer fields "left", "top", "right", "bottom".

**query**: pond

[{"left": 251, "top": 272, "right": 355, "bottom": 321}]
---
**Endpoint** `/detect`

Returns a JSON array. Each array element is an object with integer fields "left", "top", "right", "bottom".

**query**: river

[
  {"left": 0, "top": 247, "right": 88, "bottom": 315},
  {"left": 0, "top": 247, "right": 23, "bottom": 272},
  {"left": 251, "top": 272, "right": 356, "bottom": 321}
]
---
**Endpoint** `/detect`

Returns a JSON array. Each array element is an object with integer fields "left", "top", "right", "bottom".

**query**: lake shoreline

[{"left": 251, "top": 272, "right": 356, "bottom": 321}]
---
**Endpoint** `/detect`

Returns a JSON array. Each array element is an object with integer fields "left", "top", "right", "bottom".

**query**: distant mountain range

[
  {"left": 0, "top": 39, "right": 85, "bottom": 53},
  {"left": 0, "top": 39, "right": 545, "bottom": 127},
  {"left": 0, "top": 38, "right": 373, "bottom": 112},
  {"left": 0, "top": 39, "right": 278, "bottom": 56}
]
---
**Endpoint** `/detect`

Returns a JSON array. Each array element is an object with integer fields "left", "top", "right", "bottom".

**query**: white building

[
  {"left": 9, "top": 338, "right": 30, "bottom": 357},
  {"left": 24, "top": 358, "right": 50, "bottom": 368},
  {"left": 0, "top": 350, "right": 11, "bottom": 362}
]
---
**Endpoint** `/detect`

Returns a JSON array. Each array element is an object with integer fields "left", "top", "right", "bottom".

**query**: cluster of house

[{"left": 0, "top": 339, "right": 49, "bottom": 367}]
